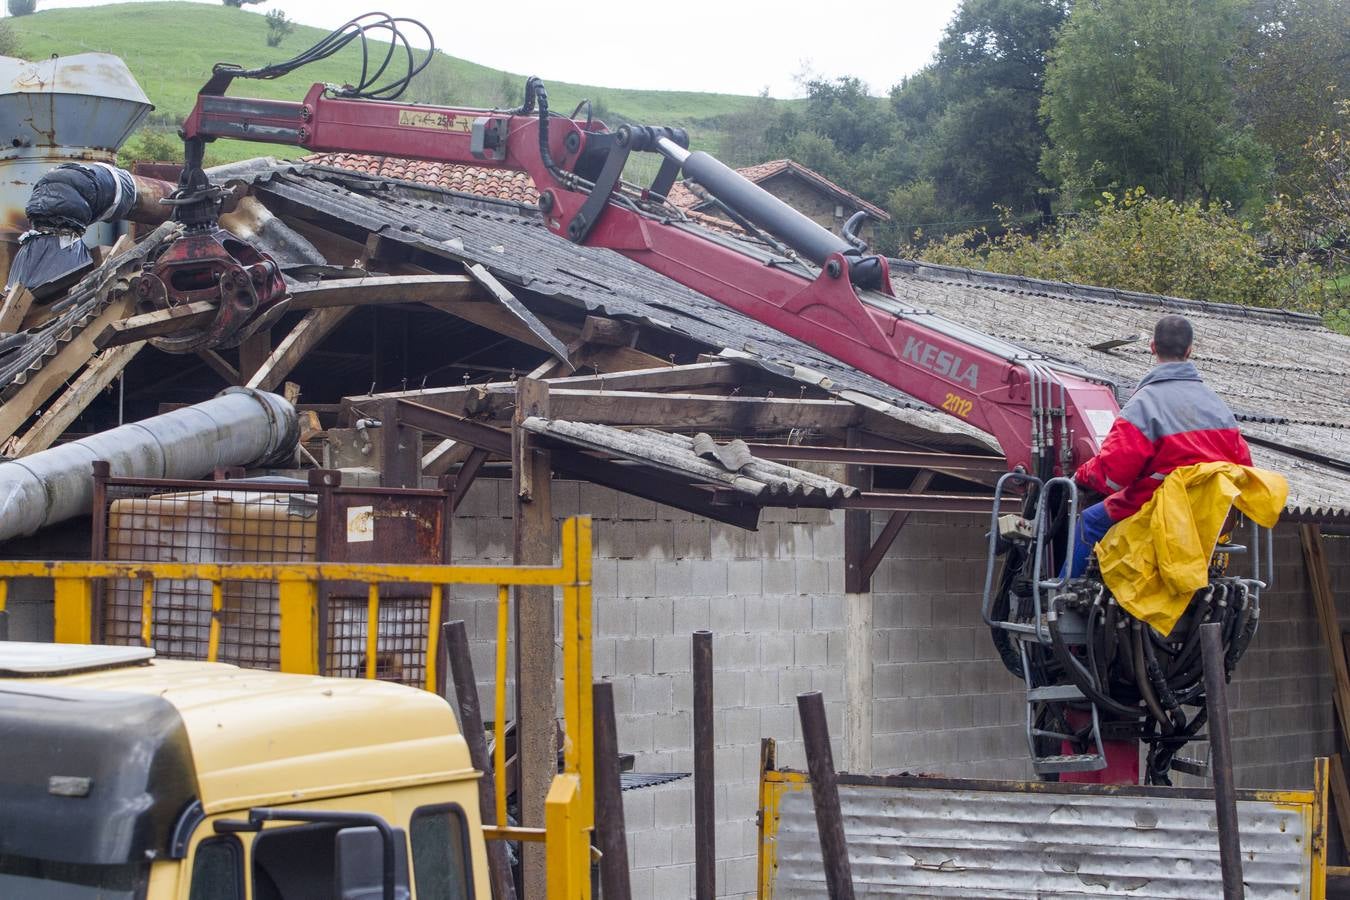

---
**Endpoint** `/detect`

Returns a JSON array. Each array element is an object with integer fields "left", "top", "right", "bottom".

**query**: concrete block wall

[
  {"left": 1224, "top": 525, "right": 1348, "bottom": 790},
  {"left": 442, "top": 481, "right": 1348, "bottom": 897},
  {"left": 445, "top": 478, "right": 846, "bottom": 899},
  {"left": 867, "top": 511, "right": 1033, "bottom": 780}
]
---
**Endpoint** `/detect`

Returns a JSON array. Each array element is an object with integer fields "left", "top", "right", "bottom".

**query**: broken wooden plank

[
  {"left": 246, "top": 306, "right": 354, "bottom": 391},
  {"left": 580, "top": 314, "right": 639, "bottom": 347},
  {"left": 0, "top": 285, "right": 35, "bottom": 334},
  {"left": 0, "top": 293, "right": 136, "bottom": 443},
  {"left": 10, "top": 340, "right": 145, "bottom": 456},
  {"left": 97, "top": 275, "right": 481, "bottom": 348},
  {"left": 353, "top": 384, "right": 863, "bottom": 431},
  {"left": 543, "top": 361, "right": 742, "bottom": 393},
  {"left": 465, "top": 263, "right": 571, "bottom": 365}
]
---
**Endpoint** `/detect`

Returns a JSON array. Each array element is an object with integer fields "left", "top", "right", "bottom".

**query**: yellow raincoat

[{"left": 1094, "top": 462, "right": 1288, "bottom": 636}]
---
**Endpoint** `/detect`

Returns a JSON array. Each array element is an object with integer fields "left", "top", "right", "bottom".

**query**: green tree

[
  {"left": 1235, "top": 0, "right": 1350, "bottom": 190},
  {"left": 1263, "top": 101, "right": 1350, "bottom": 327},
  {"left": 222, "top": 0, "right": 266, "bottom": 7},
  {"left": 6, "top": 0, "right": 36, "bottom": 16},
  {"left": 763, "top": 74, "right": 908, "bottom": 208},
  {"left": 925, "top": 0, "right": 1069, "bottom": 215},
  {"left": 1041, "top": 0, "right": 1263, "bottom": 205},
  {"left": 921, "top": 188, "right": 1324, "bottom": 312},
  {"left": 718, "top": 89, "right": 779, "bottom": 168},
  {"left": 265, "top": 9, "right": 293, "bottom": 47}
]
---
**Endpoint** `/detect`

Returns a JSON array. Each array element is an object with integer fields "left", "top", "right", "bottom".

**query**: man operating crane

[{"left": 1070, "top": 314, "right": 1253, "bottom": 577}]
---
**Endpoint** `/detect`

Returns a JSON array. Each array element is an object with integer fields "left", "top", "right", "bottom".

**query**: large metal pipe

[{"left": 0, "top": 387, "right": 297, "bottom": 543}]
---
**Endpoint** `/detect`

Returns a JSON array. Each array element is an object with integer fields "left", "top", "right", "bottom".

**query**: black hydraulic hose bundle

[
  {"left": 994, "top": 529, "right": 1260, "bottom": 784},
  {"left": 218, "top": 13, "right": 435, "bottom": 100}
]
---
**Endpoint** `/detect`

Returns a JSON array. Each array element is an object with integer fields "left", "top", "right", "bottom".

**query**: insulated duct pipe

[
  {"left": 656, "top": 138, "right": 885, "bottom": 289},
  {"left": 0, "top": 387, "right": 298, "bottom": 543}
]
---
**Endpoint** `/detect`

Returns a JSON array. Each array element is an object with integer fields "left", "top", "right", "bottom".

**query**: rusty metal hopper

[{"left": 0, "top": 52, "right": 152, "bottom": 245}]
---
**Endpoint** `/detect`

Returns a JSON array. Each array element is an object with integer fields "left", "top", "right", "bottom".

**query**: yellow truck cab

[{"left": 0, "top": 642, "right": 492, "bottom": 900}]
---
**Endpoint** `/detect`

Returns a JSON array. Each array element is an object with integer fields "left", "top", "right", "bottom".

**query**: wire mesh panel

[
  {"left": 102, "top": 485, "right": 317, "bottom": 668},
  {"left": 93, "top": 471, "right": 452, "bottom": 685}
]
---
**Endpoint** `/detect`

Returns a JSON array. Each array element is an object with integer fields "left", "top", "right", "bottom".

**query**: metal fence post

[
  {"left": 593, "top": 681, "right": 631, "bottom": 900},
  {"left": 797, "top": 690, "right": 855, "bottom": 900},
  {"left": 693, "top": 629, "right": 715, "bottom": 900},
  {"left": 1201, "top": 621, "right": 1244, "bottom": 899}
]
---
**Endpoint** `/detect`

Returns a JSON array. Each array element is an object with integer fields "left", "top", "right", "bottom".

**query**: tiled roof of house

[
  {"left": 666, "top": 158, "right": 891, "bottom": 221},
  {"left": 304, "top": 152, "right": 744, "bottom": 235},
  {"left": 305, "top": 153, "right": 542, "bottom": 204}
]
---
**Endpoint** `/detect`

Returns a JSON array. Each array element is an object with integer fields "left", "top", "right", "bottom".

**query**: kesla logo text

[{"left": 901, "top": 337, "right": 980, "bottom": 389}]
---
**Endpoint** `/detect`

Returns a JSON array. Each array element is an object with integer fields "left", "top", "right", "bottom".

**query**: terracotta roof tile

[
  {"left": 305, "top": 152, "right": 748, "bottom": 238},
  {"left": 305, "top": 153, "right": 541, "bottom": 204}
]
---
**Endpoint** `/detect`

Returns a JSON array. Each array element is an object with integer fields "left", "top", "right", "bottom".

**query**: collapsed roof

[{"left": 1, "top": 159, "right": 1345, "bottom": 523}]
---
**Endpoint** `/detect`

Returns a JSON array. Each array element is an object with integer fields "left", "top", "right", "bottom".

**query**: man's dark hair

[{"left": 1153, "top": 314, "right": 1193, "bottom": 360}]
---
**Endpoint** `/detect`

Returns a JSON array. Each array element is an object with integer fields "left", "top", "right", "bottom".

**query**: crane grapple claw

[{"left": 130, "top": 228, "right": 288, "bottom": 354}]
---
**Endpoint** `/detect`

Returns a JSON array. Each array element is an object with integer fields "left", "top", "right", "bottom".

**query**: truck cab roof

[{"left": 0, "top": 643, "right": 474, "bottom": 865}]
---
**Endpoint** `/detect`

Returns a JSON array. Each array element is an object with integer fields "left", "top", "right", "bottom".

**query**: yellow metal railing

[{"left": 0, "top": 516, "right": 595, "bottom": 900}]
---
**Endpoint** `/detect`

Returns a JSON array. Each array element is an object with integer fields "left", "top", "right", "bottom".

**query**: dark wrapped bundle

[
  {"left": 5, "top": 233, "right": 93, "bottom": 296},
  {"left": 7, "top": 163, "right": 137, "bottom": 294}
]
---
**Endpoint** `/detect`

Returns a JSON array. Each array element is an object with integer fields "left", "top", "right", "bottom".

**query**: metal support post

[
  {"left": 1201, "top": 621, "right": 1244, "bottom": 899},
  {"left": 797, "top": 690, "right": 855, "bottom": 900},
  {"left": 693, "top": 629, "right": 715, "bottom": 900},
  {"left": 444, "top": 621, "right": 517, "bottom": 900},
  {"left": 593, "top": 681, "right": 631, "bottom": 900}
]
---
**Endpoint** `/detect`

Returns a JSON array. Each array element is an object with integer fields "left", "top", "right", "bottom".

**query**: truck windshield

[{"left": 0, "top": 856, "right": 147, "bottom": 899}]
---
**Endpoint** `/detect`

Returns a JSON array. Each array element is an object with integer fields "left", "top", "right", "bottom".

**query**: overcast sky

[{"left": 30, "top": 0, "right": 961, "bottom": 97}]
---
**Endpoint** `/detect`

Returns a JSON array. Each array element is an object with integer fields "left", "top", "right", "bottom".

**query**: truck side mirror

[{"left": 335, "top": 825, "right": 411, "bottom": 900}]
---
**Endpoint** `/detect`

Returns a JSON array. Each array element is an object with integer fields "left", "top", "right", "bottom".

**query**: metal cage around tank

[{"left": 87, "top": 463, "right": 454, "bottom": 687}]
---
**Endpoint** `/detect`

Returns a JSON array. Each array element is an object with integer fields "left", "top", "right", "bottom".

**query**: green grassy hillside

[{"left": 8, "top": 2, "right": 781, "bottom": 163}]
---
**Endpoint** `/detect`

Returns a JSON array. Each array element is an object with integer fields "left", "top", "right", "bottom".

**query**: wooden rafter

[
  {"left": 96, "top": 275, "right": 481, "bottom": 348},
  {"left": 0, "top": 293, "right": 134, "bottom": 444},
  {"left": 8, "top": 341, "right": 145, "bottom": 456},
  {"left": 246, "top": 306, "right": 355, "bottom": 391}
]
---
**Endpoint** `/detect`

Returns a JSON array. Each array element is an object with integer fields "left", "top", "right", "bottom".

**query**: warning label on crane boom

[{"left": 397, "top": 110, "right": 474, "bottom": 133}]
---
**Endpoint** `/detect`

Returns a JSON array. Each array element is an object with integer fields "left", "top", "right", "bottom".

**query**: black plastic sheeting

[{"left": 6, "top": 164, "right": 137, "bottom": 295}]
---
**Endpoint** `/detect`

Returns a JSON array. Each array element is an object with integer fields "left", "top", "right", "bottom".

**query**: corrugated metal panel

[
  {"left": 767, "top": 780, "right": 1311, "bottom": 898},
  {"left": 620, "top": 772, "right": 690, "bottom": 792},
  {"left": 520, "top": 418, "right": 857, "bottom": 502}
]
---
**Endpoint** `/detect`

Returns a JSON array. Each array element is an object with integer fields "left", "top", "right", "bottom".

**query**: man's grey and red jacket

[{"left": 1074, "top": 361, "right": 1252, "bottom": 521}]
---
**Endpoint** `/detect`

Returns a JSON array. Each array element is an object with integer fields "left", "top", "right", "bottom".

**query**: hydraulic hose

[{"left": 1133, "top": 626, "right": 1174, "bottom": 735}]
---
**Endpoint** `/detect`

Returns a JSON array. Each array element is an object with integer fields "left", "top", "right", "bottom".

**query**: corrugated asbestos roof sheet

[
  {"left": 521, "top": 417, "right": 857, "bottom": 503},
  {"left": 243, "top": 164, "right": 994, "bottom": 450},
  {"left": 888, "top": 258, "right": 1350, "bottom": 520},
  {"left": 235, "top": 163, "right": 1347, "bottom": 518}
]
